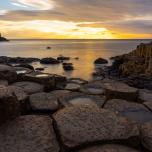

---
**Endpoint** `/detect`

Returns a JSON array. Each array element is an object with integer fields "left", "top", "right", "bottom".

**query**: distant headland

[{"left": 0, "top": 33, "right": 9, "bottom": 42}]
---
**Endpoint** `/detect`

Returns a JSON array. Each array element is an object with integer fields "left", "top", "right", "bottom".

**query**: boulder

[
  {"left": 0, "top": 85, "right": 20, "bottom": 125},
  {"left": 0, "top": 115, "right": 59, "bottom": 152},
  {"left": 94, "top": 58, "right": 108, "bottom": 64},
  {"left": 104, "top": 99, "right": 152, "bottom": 123},
  {"left": 63, "top": 64, "right": 74, "bottom": 71},
  {"left": 138, "top": 89, "right": 152, "bottom": 103},
  {"left": 12, "top": 81, "right": 44, "bottom": 95},
  {"left": 59, "top": 92, "right": 105, "bottom": 108},
  {"left": 0, "top": 64, "right": 17, "bottom": 83},
  {"left": 65, "top": 83, "right": 81, "bottom": 91},
  {"left": 104, "top": 81, "right": 138, "bottom": 101},
  {"left": 29, "top": 92, "right": 59, "bottom": 112},
  {"left": 141, "top": 122, "right": 152, "bottom": 151},
  {"left": 40, "top": 57, "right": 60, "bottom": 64},
  {"left": 53, "top": 106, "right": 139, "bottom": 148},
  {"left": 8, "top": 86, "right": 29, "bottom": 114},
  {"left": 78, "top": 144, "right": 139, "bottom": 152}
]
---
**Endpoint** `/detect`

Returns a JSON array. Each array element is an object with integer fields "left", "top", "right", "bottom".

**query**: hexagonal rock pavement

[
  {"left": 58, "top": 92, "right": 105, "bottom": 107},
  {"left": 77, "top": 144, "right": 140, "bottom": 152},
  {"left": 138, "top": 89, "right": 152, "bottom": 103},
  {"left": 140, "top": 121, "right": 152, "bottom": 151},
  {"left": 12, "top": 81, "right": 44, "bottom": 95},
  {"left": 104, "top": 81, "right": 138, "bottom": 101},
  {"left": 29, "top": 92, "right": 59, "bottom": 112},
  {"left": 53, "top": 105, "right": 139, "bottom": 149},
  {"left": 0, "top": 64, "right": 17, "bottom": 83},
  {"left": 0, "top": 85, "right": 20, "bottom": 125},
  {"left": 104, "top": 99, "right": 152, "bottom": 123},
  {"left": 0, "top": 115, "right": 60, "bottom": 152}
]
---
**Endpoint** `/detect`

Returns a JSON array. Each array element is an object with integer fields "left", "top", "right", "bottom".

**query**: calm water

[{"left": 0, "top": 39, "right": 151, "bottom": 80}]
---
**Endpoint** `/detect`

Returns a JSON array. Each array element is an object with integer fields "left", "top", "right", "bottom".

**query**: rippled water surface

[{"left": 0, "top": 39, "right": 151, "bottom": 80}]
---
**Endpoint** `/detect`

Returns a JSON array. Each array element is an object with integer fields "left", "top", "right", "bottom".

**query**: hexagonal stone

[
  {"left": 78, "top": 144, "right": 139, "bottom": 152},
  {"left": 12, "top": 81, "right": 44, "bottom": 95},
  {"left": 53, "top": 105, "right": 139, "bottom": 148},
  {"left": 138, "top": 89, "right": 152, "bottom": 103},
  {"left": 29, "top": 92, "right": 59, "bottom": 112},
  {"left": 141, "top": 122, "right": 152, "bottom": 151},
  {"left": 0, "top": 115, "right": 59, "bottom": 152},
  {"left": 104, "top": 99, "right": 152, "bottom": 123},
  {"left": 59, "top": 92, "right": 105, "bottom": 107},
  {"left": 0, "top": 64, "right": 17, "bottom": 83},
  {"left": 0, "top": 85, "right": 20, "bottom": 125},
  {"left": 104, "top": 81, "right": 138, "bottom": 101}
]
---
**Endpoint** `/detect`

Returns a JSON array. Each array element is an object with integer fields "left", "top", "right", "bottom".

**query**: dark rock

[
  {"left": 0, "top": 115, "right": 60, "bottom": 152},
  {"left": 62, "top": 63, "right": 73, "bottom": 66},
  {"left": 141, "top": 121, "right": 152, "bottom": 151},
  {"left": 57, "top": 56, "right": 70, "bottom": 61},
  {"left": 104, "top": 99, "right": 152, "bottom": 123},
  {"left": 53, "top": 105, "right": 139, "bottom": 148},
  {"left": 104, "top": 81, "right": 138, "bottom": 101},
  {"left": 46, "top": 46, "right": 51, "bottom": 49},
  {"left": 14, "top": 64, "right": 34, "bottom": 70},
  {"left": 78, "top": 144, "right": 139, "bottom": 152},
  {"left": 35, "top": 67, "right": 45, "bottom": 71},
  {"left": 0, "top": 64, "right": 17, "bottom": 83},
  {"left": 0, "top": 80, "right": 8, "bottom": 86},
  {"left": 0, "top": 85, "right": 20, "bottom": 125},
  {"left": 40, "top": 57, "right": 60, "bottom": 64},
  {"left": 29, "top": 92, "right": 59, "bottom": 112},
  {"left": 12, "top": 81, "right": 44, "bottom": 95},
  {"left": 63, "top": 64, "right": 74, "bottom": 71},
  {"left": 94, "top": 58, "right": 108, "bottom": 64}
]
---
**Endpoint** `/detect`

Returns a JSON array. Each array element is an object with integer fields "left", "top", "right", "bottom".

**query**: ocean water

[{"left": 0, "top": 39, "right": 151, "bottom": 80}]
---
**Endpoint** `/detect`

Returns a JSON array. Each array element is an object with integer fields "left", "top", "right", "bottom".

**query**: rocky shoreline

[{"left": 0, "top": 42, "right": 152, "bottom": 152}]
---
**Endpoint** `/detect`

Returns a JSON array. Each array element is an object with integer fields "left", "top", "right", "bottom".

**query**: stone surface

[
  {"left": 141, "top": 121, "right": 152, "bottom": 151},
  {"left": 59, "top": 92, "right": 105, "bottom": 107},
  {"left": 12, "top": 81, "right": 44, "bottom": 94},
  {"left": 104, "top": 99, "right": 152, "bottom": 123},
  {"left": 0, "top": 64, "right": 17, "bottom": 83},
  {"left": 0, "top": 80, "right": 8, "bottom": 86},
  {"left": 0, "top": 85, "right": 20, "bottom": 125},
  {"left": 29, "top": 92, "right": 59, "bottom": 112},
  {"left": 144, "top": 102, "right": 152, "bottom": 111},
  {"left": 53, "top": 105, "right": 139, "bottom": 148},
  {"left": 68, "top": 78, "right": 88, "bottom": 85},
  {"left": 78, "top": 144, "right": 140, "bottom": 152},
  {"left": 40, "top": 57, "right": 60, "bottom": 64},
  {"left": 65, "top": 83, "right": 81, "bottom": 91},
  {"left": 94, "top": 58, "right": 108, "bottom": 64},
  {"left": 0, "top": 115, "right": 59, "bottom": 152},
  {"left": 14, "top": 67, "right": 33, "bottom": 75},
  {"left": 138, "top": 89, "right": 152, "bottom": 103},
  {"left": 104, "top": 81, "right": 138, "bottom": 101}
]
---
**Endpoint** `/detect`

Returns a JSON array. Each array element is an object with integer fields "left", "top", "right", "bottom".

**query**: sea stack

[{"left": 0, "top": 33, "right": 9, "bottom": 42}]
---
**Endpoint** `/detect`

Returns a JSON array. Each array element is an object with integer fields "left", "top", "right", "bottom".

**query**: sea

[{"left": 0, "top": 39, "right": 151, "bottom": 80}]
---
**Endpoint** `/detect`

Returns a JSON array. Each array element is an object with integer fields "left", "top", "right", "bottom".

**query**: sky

[{"left": 0, "top": 0, "right": 152, "bottom": 39}]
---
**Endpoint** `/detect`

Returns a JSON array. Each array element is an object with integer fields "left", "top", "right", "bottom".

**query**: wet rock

[
  {"left": 0, "top": 80, "right": 8, "bottom": 86},
  {"left": 8, "top": 86, "right": 29, "bottom": 114},
  {"left": 63, "top": 64, "right": 74, "bottom": 71},
  {"left": 40, "top": 57, "right": 60, "bottom": 64},
  {"left": 138, "top": 89, "right": 152, "bottom": 103},
  {"left": 0, "top": 115, "right": 59, "bottom": 152},
  {"left": 68, "top": 78, "right": 88, "bottom": 85},
  {"left": 104, "top": 81, "right": 138, "bottom": 101},
  {"left": 53, "top": 105, "right": 139, "bottom": 148},
  {"left": 35, "top": 67, "right": 45, "bottom": 71},
  {"left": 78, "top": 144, "right": 139, "bottom": 152},
  {"left": 57, "top": 56, "right": 70, "bottom": 61},
  {"left": 94, "top": 58, "right": 108, "bottom": 64},
  {"left": 0, "top": 64, "right": 17, "bottom": 83},
  {"left": 104, "top": 99, "right": 152, "bottom": 123},
  {"left": 29, "top": 92, "right": 59, "bottom": 112},
  {"left": 14, "top": 64, "right": 34, "bottom": 70},
  {"left": 14, "top": 67, "right": 33, "bottom": 75},
  {"left": 141, "top": 121, "right": 152, "bottom": 151},
  {"left": 59, "top": 92, "right": 105, "bottom": 107},
  {"left": 0, "top": 85, "right": 20, "bottom": 125},
  {"left": 12, "top": 81, "right": 44, "bottom": 95},
  {"left": 65, "top": 83, "right": 81, "bottom": 91}
]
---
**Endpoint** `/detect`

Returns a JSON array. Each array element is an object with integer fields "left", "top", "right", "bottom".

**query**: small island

[{"left": 0, "top": 33, "right": 9, "bottom": 42}]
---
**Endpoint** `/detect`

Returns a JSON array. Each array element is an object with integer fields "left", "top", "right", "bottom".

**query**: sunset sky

[{"left": 0, "top": 0, "right": 152, "bottom": 39}]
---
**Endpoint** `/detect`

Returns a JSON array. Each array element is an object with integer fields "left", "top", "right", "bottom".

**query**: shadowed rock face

[
  {"left": 0, "top": 115, "right": 60, "bottom": 152},
  {"left": 12, "top": 81, "right": 44, "bottom": 95},
  {"left": 0, "top": 64, "right": 17, "bottom": 83},
  {"left": 29, "top": 92, "right": 59, "bottom": 112},
  {"left": 141, "top": 122, "right": 152, "bottom": 151},
  {"left": 78, "top": 144, "right": 139, "bottom": 152},
  {"left": 104, "top": 99, "right": 152, "bottom": 123},
  {"left": 0, "top": 85, "right": 20, "bottom": 125},
  {"left": 53, "top": 105, "right": 139, "bottom": 149}
]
